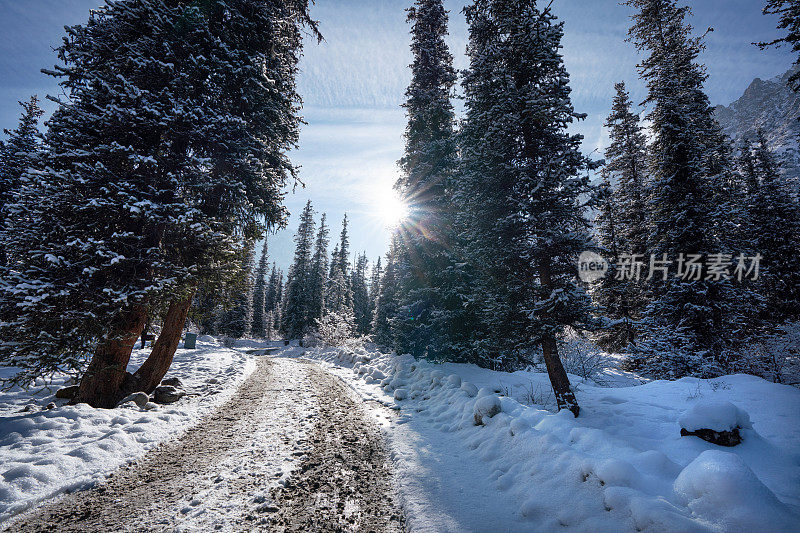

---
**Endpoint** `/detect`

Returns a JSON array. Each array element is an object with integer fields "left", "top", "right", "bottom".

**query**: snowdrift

[{"left": 298, "top": 345, "right": 800, "bottom": 532}]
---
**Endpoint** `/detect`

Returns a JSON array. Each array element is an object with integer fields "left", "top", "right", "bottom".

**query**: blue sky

[{"left": 0, "top": 0, "right": 795, "bottom": 272}]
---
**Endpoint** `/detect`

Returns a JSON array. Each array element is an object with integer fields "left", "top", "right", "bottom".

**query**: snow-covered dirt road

[{"left": 2, "top": 355, "right": 405, "bottom": 532}]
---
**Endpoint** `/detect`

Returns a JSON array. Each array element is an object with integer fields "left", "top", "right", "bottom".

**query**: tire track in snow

[{"left": 3, "top": 354, "right": 404, "bottom": 532}]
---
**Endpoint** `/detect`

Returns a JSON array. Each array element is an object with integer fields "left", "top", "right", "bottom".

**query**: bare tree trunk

[
  {"left": 72, "top": 305, "right": 147, "bottom": 408},
  {"left": 538, "top": 257, "right": 580, "bottom": 417},
  {"left": 124, "top": 292, "right": 194, "bottom": 395}
]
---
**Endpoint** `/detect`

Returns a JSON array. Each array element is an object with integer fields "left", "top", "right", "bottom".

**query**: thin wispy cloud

[{"left": 0, "top": 0, "right": 795, "bottom": 269}]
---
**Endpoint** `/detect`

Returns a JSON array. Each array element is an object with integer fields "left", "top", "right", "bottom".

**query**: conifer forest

[{"left": 0, "top": 1, "right": 799, "bottom": 531}]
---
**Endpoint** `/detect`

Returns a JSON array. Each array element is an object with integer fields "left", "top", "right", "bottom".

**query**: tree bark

[
  {"left": 538, "top": 257, "right": 580, "bottom": 417},
  {"left": 123, "top": 292, "right": 194, "bottom": 395},
  {"left": 72, "top": 305, "right": 147, "bottom": 408}
]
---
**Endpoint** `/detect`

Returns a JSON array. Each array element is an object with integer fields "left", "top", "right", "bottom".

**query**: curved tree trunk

[
  {"left": 538, "top": 258, "right": 580, "bottom": 417},
  {"left": 123, "top": 292, "right": 194, "bottom": 395},
  {"left": 72, "top": 304, "right": 147, "bottom": 408}
]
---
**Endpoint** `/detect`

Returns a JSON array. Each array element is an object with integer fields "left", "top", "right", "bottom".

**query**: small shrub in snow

[
  {"left": 557, "top": 331, "right": 612, "bottom": 383},
  {"left": 460, "top": 381, "right": 479, "bottom": 397},
  {"left": 519, "top": 381, "right": 554, "bottom": 409},
  {"left": 736, "top": 321, "right": 800, "bottom": 385},
  {"left": 473, "top": 395, "right": 502, "bottom": 425},
  {"left": 307, "top": 311, "right": 360, "bottom": 348}
]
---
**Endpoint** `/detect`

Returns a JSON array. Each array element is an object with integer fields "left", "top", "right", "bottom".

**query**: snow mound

[
  {"left": 473, "top": 395, "right": 501, "bottom": 425},
  {"left": 674, "top": 450, "right": 796, "bottom": 530},
  {"left": 678, "top": 401, "right": 752, "bottom": 432},
  {"left": 460, "top": 381, "right": 478, "bottom": 397}
]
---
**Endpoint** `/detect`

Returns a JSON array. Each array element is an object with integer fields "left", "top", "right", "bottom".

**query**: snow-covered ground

[
  {"left": 294, "top": 344, "right": 800, "bottom": 532},
  {"left": 0, "top": 336, "right": 255, "bottom": 521},
  {"left": 2, "top": 337, "right": 798, "bottom": 532}
]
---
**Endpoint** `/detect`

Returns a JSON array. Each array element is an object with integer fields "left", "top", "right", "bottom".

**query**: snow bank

[
  {"left": 678, "top": 401, "right": 752, "bottom": 432},
  {"left": 0, "top": 337, "right": 255, "bottom": 521},
  {"left": 674, "top": 450, "right": 797, "bottom": 531},
  {"left": 298, "top": 345, "right": 800, "bottom": 532}
]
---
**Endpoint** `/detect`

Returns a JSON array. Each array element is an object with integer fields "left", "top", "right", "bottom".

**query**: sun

[{"left": 376, "top": 187, "right": 409, "bottom": 227}]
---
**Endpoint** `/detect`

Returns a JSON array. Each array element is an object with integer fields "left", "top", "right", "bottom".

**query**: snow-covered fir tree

[
  {"left": 593, "top": 175, "right": 636, "bottom": 352},
  {"left": 624, "top": 0, "right": 752, "bottom": 378},
  {"left": 326, "top": 215, "right": 353, "bottom": 314},
  {"left": 265, "top": 264, "right": 281, "bottom": 317},
  {"left": 308, "top": 214, "right": 330, "bottom": 324},
  {"left": 282, "top": 201, "right": 316, "bottom": 339},
  {"left": 456, "top": 0, "right": 596, "bottom": 415},
  {"left": 369, "top": 256, "right": 383, "bottom": 321},
  {"left": 740, "top": 131, "right": 800, "bottom": 321},
  {"left": 592, "top": 83, "right": 649, "bottom": 351},
  {"left": 335, "top": 214, "right": 351, "bottom": 280},
  {"left": 0, "top": 0, "right": 316, "bottom": 405},
  {"left": 352, "top": 252, "right": 372, "bottom": 335},
  {"left": 273, "top": 268, "right": 284, "bottom": 332},
  {"left": 251, "top": 240, "right": 269, "bottom": 338},
  {"left": 604, "top": 83, "right": 649, "bottom": 257},
  {"left": 0, "top": 96, "right": 43, "bottom": 267},
  {"left": 393, "top": 0, "right": 467, "bottom": 362},
  {"left": 220, "top": 241, "right": 256, "bottom": 338},
  {"left": 372, "top": 237, "right": 400, "bottom": 349}
]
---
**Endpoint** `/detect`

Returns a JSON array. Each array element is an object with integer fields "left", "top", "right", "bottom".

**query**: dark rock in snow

[
  {"left": 45, "top": 402, "right": 56, "bottom": 410},
  {"left": 160, "top": 377, "right": 183, "bottom": 388},
  {"left": 55, "top": 385, "right": 80, "bottom": 399},
  {"left": 680, "top": 427, "right": 743, "bottom": 447},
  {"left": 473, "top": 395, "right": 502, "bottom": 426},
  {"left": 154, "top": 385, "right": 184, "bottom": 404},
  {"left": 118, "top": 392, "right": 150, "bottom": 408}
]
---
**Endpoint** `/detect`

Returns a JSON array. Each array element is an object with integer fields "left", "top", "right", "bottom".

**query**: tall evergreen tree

[
  {"left": 604, "top": 82, "right": 649, "bottom": 256},
  {"left": 308, "top": 213, "right": 330, "bottom": 323},
  {"left": 456, "top": 0, "right": 596, "bottom": 415},
  {"left": 265, "top": 263, "right": 280, "bottom": 315},
  {"left": 282, "top": 201, "right": 316, "bottom": 338},
  {"left": 273, "top": 268, "right": 284, "bottom": 332},
  {"left": 352, "top": 252, "right": 372, "bottom": 335},
  {"left": 372, "top": 240, "right": 400, "bottom": 349},
  {"left": 394, "top": 0, "right": 468, "bottom": 362},
  {"left": 336, "top": 214, "right": 351, "bottom": 278},
  {"left": 625, "top": 0, "right": 749, "bottom": 377},
  {"left": 592, "top": 82, "right": 649, "bottom": 350},
  {"left": 221, "top": 241, "right": 256, "bottom": 338},
  {"left": 326, "top": 215, "right": 353, "bottom": 313},
  {"left": 0, "top": 0, "right": 317, "bottom": 404},
  {"left": 593, "top": 174, "right": 636, "bottom": 351},
  {"left": 251, "top": 239, "right": 269, "bottom": 338},
  {"left": 740, "top": 131, "right": 800, "bottom": 321},
  {"left": 369, "top": 257, "right": 383, "bottom": 319},
  {"left": 0, "top": 96, "right": 43, "bottom": 267}
]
